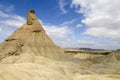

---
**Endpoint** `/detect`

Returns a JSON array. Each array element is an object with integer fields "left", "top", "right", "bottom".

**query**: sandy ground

[{"left": 0, "top": 52, "right": 119, "bottom": 80}]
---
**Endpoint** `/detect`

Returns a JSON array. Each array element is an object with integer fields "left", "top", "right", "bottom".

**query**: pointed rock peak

[
  {"left": 29, "top": 10, "right": 35, "bottom": 14},
  {"left": 27, "top": 10, "right": 37, "bottom": 25},
  {"left": 0, "top": 10, "right": 66, "bottom": 61},
  {"left": 26, "top": 10, "right": 45, "bottom": 32}
]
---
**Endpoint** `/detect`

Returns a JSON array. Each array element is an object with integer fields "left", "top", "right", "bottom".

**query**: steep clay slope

[{"left": 0, "top": 10, "right": 119, "bottom": 80}]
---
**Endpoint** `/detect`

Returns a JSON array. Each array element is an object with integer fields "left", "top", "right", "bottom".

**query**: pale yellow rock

[{"left": 0, "top": 10, "right": 65, "bottom": 60}]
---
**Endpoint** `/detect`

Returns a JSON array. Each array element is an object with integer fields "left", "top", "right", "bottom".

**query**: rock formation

[{"left": 0, "top": 10, "right": 65, "bottom": 62}]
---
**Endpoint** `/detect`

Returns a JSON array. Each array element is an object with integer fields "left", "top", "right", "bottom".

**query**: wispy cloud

[
  {"left": 59, "top": 0, "right": 68, "bottom": 14},
  {"left": 0, "top": 4, "right": 14, "bottom": 13},
  {"left": 76, "top": 24, "right": 83, "bottom": 28},
  {"left": 0, "top": 4, "right": 25, "bottom": 29},
  {"left": 44, "top": 25, "right": 71, "bottom": 38},
  {"left": 0, "top": 11, "right": 9, "bottom": 17},
  {"left": 0, "top": 27, "right": 2, "bottom": 32},
  {"left": 38, "top": 19, "right": 72, "bottom": 41},
  {"left": 0, "top": 13, "right": 25, "bottom": 27},
  {"left": 59, "top": 19, "right": 76, "bottom": 26},
  {"left": 39, "top": 20, "right": 72, "bottom": 45}
]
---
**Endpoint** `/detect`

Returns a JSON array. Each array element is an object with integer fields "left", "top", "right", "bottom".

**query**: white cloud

[
  {"left": 58, "top": 39, "right": 120, "bottom": 50},
  {"left": 38, "top": 19, "right": 72, "bottom": 42},
  {"left": 75, "top": 40, "right": 104, "bottom": 49},
  {"left": 73, "top": 40, "right": 120, "bottom": 50},
  {"left": 0, "top": 14, "right": 25, "bottom": 27},
  {"left": 0, "top": 4, "right": 25, "bottom": 29},
  {"left": 0, "top": 27, "right": 2, "bottom": 32},
  {"left": 42, "top": 23, "right": 72, "bottom": 46},
  {"left": 76, "top": 24, "right": 83, "bottom": 28},
  {"left": 0, "top": 11, "right": 9, "bottom": 17},
  {"left": 0, "top": 4, "right": 14, "bottom": 13},
  {"left": 71, "top": 0, "right": 120, "bottom": 39},
  {"left": 38, "top": 18, "right": 73, "bottom": 47},
  {"left": 44, "top": 25, "right": 71, "bottom": 39},
  {"left": 59, "top": 19, "right": 76, "bottom": 26},
  {"left": 59, "top": 0, "right": 68, "bottom": 14}
]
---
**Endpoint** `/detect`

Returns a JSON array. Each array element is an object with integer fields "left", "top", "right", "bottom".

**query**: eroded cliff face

[{"left": 0, "top": 10, "right": 119, "bottom": 80}]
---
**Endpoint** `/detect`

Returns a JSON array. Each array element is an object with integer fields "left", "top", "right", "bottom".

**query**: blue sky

[{"left": 0, "top": 0, "right": 120, "bottom": 50}]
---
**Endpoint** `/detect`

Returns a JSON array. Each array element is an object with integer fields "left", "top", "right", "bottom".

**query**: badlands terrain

[{"left": 0, "top": 10, "right": 119, "bottom": 80}]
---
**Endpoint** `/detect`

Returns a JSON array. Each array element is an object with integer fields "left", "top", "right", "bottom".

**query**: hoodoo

[{"left": 0, "top": 10, "right": 65, "bottom": 62}]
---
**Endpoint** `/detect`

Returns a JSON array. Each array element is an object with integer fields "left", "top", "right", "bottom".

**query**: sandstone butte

[{"left": 0, "top": 10, "right": 119, "bottom": 80}]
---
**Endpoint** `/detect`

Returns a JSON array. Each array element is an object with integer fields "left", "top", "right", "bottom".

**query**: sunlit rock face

[
  {"left": 0, "top": 10, "right": 66, "bottom": 61},
  {"left": 0, "top": 10, "right": 119, "bottom": 80}
]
